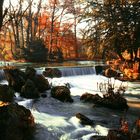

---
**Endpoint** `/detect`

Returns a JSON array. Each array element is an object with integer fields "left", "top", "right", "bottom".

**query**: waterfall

[
  {"left": 0, "top": 69, "right": 6, "bottom": 81},
  {"left": 59, "top": 66, "right": 96, "bottom": 77}
]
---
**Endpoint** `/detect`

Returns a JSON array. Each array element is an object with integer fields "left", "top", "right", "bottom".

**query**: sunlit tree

[{"left": 80, "top": 0, "right": 140, "bottom": 61}]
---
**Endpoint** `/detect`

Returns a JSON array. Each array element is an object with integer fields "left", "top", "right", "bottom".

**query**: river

[{"left": 0, "top": 61, "right": 140, "bottom": 140}]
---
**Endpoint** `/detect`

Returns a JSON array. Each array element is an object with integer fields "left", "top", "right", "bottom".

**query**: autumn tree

[
  {"left": 1, "top": 0, "right": 48, "bottom": 61},
  {"left": 65, "top": 0, "right": 82, "bottom": 58},
  {"left": 1, "top": 0, "right": 83, "bottom": 61}
]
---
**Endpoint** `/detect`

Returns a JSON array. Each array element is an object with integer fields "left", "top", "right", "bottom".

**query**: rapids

[{"left": 0, "top": 65, "right": 140, "bottom": 140}]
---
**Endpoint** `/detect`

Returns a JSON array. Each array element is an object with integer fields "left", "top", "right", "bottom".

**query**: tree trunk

[
  {"left": 0, "top": 0, "right": 4, "bottom": 30},
  {"left": 74, "top": 16, "right": 78, "bottom": 58},
  {"left": 49, "top": 3, "right": 56, "bottom": 54}
]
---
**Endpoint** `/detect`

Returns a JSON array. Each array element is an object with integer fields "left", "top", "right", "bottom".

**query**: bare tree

[{"left": 0, "top": 0, "right": 4, "bottom": 30}]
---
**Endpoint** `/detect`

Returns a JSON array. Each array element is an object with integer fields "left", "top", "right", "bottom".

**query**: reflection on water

[{"left": 0, "top": 60, "right": 106, "bottom": 69}]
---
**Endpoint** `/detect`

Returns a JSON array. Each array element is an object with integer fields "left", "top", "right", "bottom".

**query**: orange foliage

[
  {"left": 38, "top": 13, "right": 78, "bottom": 59},
  {"left": 0, "top": 10, "right": 79, "bottom": 60},
  {"left": 0, "top": 33, "right": 14, "bottom": 60},
  {"left": 0, "top": 101, "right": 9, "bottom": 107}
]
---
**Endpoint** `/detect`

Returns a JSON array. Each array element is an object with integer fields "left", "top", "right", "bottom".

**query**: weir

[
  {"left": 0, "top": 65, "right": 102, "bottom": 80},
  {"left": 0, "top": 69, "right": 6, "bottom": 81},
  {"left": 59, "top": 66, "right": 96, "bottom": 77}
]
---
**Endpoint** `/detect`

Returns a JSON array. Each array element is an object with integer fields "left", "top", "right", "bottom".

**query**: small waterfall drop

[
  {"left": 0, "top": 69, "right": 6, "bottom": 81},
  {"left": 59, "top": 66, "right": 96, "bottom": 77}
]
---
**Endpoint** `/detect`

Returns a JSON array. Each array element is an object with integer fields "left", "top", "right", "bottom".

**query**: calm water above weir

[
  {"left": 0, "top": 61, "right": 140, "bottom": 140},
  {"left": 0, "top": 60, "right": 105, "bottom": 69}
]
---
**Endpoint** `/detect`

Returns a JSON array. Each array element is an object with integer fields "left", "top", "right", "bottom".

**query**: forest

[{"left": 0, "top": 0, "right": 140, "bottom": 63}]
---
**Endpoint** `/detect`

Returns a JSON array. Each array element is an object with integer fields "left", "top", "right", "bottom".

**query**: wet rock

[
  {"left": 43, "top": 68, "right": 62, "bottom": 78},
  {"left": 0, "top": 84, "right": 15, "bottom": 102},
  {"left": 0, "top": 103, "right": 35, "bottom": 140},
  {"left": 80, "top": 93, "right": 101, "bottom": 103},
  {"left": 80, "top": 93, "right": 128, "bottom": 110},
  {"left": 4, "top": 68, "right": 26, "bottom": 92},
  {"left": 95, "top": 65, "right": 103, "bottom": 75},
  {"left": 4, "top": 67, "right": 50, "bottom": 95},
  {"left": 90, "top": 135, "right": 106, "bottom": 140},
  {"left": 76, "top": 113, "right": 94, "bottom": 125},
  {"left": 25, "top": 67, "right": 50, "bottom": 92},
  {"left": 32, "top": 74, "right": 50, "bottom": 92},
  {"left": 21, "top": 79, "right": 40, "bottom": 99},
  {"left": 25, "top": 66, "right": 36, "bottom": 79},
  {"left": 103, "top": 68, "right": 120, "bottom": 78},
  {"left": 99, "top": 94, "right": 129, "bottom": 110},
  {"left": 51, "top": 86, "right": 73, "bottom": 102},
  {"left": 41, "top": 94, "right": 47, "bottom": 98}
]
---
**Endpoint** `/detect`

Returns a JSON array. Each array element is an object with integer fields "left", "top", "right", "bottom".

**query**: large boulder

[
  {"left": 31, "top": 74, "right": 50, "bottom": 92},
  {"left": 25, "top": 66, "right": 36, "bottom": 79},
  {"left": 0, "top": 103, "right": 35, "bottom": 140},
  {"left": 99, "top": 94, "right": 129, "bottom": 110},
  {"left": 25, "top": 67, "right": 50, "bottom": 92},
  {"left": 0, "top": 84, "right": 15, "bottom": 102},
  {"left": 51, "top": 86, "right": 73, "bottom": 102},
  {"left": 43, "top": 68, "right": 62, "bottom": 78},
  {"left": 4, "top": 67, "right": 50, "bottom": 95},
  {"left": 21, "top": 79, "right": 40, "bottom": 99},
  {"left": 80, "top": 93, "right": 128, "bottom": 110},
  {"left": 4, "top": 68, "right": 26, "bottom": 92}
]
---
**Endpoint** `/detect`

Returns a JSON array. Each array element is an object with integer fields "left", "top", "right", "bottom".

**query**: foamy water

[{"left": 0, "top": 73, "right": 140, "bottom": 140}]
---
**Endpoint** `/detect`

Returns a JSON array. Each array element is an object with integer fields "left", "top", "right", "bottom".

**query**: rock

[
  {"left": 21, "top": 79, "right": 40, "bottom": 99},
  {"left": 95, "top": 65, "right": 103, "bottom": 75},
  {"left": 4, "top": 68, "right": 26, "bottom": 92},
  {"left": 4, "top": 67, "right": 50, "bottom": 94},
  {"left": 32, "top": 74, "right": 50, "bottom": 92},
  {"left": 43, "top": 68, "right": 62, "bottom": 78},
  {"left": 51, "top": 86, "right": 73, "bottom": 102},
  {"left": 25, "top": 67, "right": 50, "bottom": 92},
  {"left": 25, "top": 66, "right": 36, "bottom": 79},
  {"left": 41, "top": 94, "right": 47, "bottom": 98},
  {"left": 104, "top": 68, "right": 120, "bottom": 78},
  {"left": 90, "top": 135, "right": 106, "bottom": 140},
  {"left": 0, "top": 103, "right": 35, "bottom": 140},
  {"left": 0, "top": 84, "right": 15, "bottom": 102},
  {"left": 80, "top": 93, "right": 101, "bottom": 103},
  {"left": 97, "top": 94, "right": 128, "bottom": 110},
  {"left": 76, "top": 113, "right": 94, "bottom": 125},
  {"left": 80, "top": 93, "right": 128, "bottom": 110}
]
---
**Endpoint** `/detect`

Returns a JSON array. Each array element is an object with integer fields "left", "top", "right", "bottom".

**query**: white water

[
  {"left": 0, "top": 71, "right": 140, "bottom": 140},
  {"left": 0, "top": 70, "right": 5, "bottom": 80},
  {"left": 59, "top": 67, "right": 96, "bottom": 77}
]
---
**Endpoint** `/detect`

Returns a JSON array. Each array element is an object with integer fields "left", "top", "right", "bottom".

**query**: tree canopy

[{"left": 80, "top": 0, "right": 140, "bottom": 61}]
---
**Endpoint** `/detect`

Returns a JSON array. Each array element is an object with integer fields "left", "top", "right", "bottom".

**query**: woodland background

[{"left": 0, "top": 0, "right": 140, "bottom": 63}]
